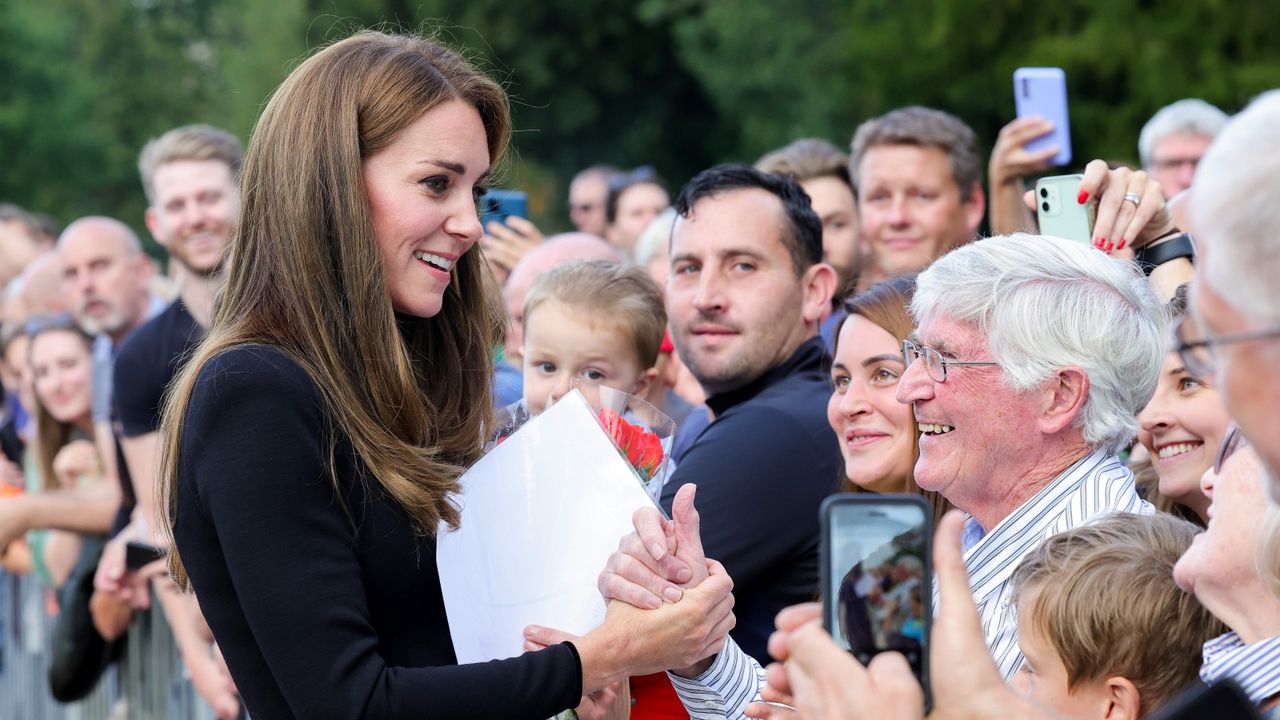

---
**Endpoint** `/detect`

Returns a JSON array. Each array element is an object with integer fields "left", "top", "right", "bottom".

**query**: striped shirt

[
  {"left": 669, "top": 448, "right": 1150, "bottom": 717},
  {"left": 1201, "top": 632, "right": 1280, "bottom": 707},
  {"left": 966, "top": 448, "right": 1152, "bottom": 680}
]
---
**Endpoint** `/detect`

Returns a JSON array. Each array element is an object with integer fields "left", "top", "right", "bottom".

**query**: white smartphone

[{"left": 1035, "top": 174, "right": 1095, "bottom": 244}]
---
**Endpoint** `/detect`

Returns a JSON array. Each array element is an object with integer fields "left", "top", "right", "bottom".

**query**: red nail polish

[
  {"left": 1117, "top": 238, "right": 1127, "bottom": 250},
  {"left": 1077, "top": 190, "right": 1089, "bottom": 204},
  {"left": 1095, "top": 237, "right": 1105, "bottom": 248}
]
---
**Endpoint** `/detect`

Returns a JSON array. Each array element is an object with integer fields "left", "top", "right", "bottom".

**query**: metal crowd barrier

[{"left": 0, "top": 569, "right": 222, "bottom": 719}]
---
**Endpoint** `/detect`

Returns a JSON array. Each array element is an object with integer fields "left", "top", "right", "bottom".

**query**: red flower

[{"left": 598, "top": 409, "right": 665, "bottom": 482}]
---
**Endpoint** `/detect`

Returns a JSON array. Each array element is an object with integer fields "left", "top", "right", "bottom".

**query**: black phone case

[{"left": 820, "top": 493, "right": 933, "bottom": 707}]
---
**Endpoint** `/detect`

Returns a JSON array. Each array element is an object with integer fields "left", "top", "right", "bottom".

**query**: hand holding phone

[
  {"left": 479, "top": 189, "right": 528, "bottom": 230},
  {"left": 1014, "top": 67, "right": 1072, "bottom": 167},
  {"left": 821, "top": 494, "right": 932, "bottom": 696},
  {"left": 1035, "top": 174, "right": 1096, "bottom": 244}
]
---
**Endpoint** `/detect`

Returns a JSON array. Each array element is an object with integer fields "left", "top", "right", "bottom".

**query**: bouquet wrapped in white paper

[{"left": 436, "top": 386, "right": 676, "bottom": 671}]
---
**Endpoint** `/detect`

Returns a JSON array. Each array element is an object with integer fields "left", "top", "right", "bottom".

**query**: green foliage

[{"left": 1, "top": 0, "right": 1277, "bottom": 238}]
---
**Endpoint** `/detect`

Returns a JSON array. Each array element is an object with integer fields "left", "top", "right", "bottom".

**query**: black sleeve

[
  {"left": 660, "top": 406, "right": 835, "bottom": 593},
  {"left": 112, "top": 329, "right": 165, "bottom": 438},
  {"left": 177, "top": 347, "right": 582, "bottom": 719}
]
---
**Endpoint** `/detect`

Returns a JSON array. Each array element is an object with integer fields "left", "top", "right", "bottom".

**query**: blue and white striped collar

[
  {"left": 962, "top": 449, "right": 1147, "bottom": 598},
  {"left": 1202, "top": 632, "right": 1280, "bottom": 707}
]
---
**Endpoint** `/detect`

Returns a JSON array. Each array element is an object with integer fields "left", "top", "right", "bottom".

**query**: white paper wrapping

[{"left": 436, "top": 390, "right": 658, "bottom": 663}]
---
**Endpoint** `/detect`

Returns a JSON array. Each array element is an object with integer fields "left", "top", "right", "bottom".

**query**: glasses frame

[
  {"left": 1173, "top": 315, "right": 1280, "bottom": 378},
  {"left": 901, "top": 340, "right": 1000, "bottom": 384},
  {"left": 1213, "top": 425, "right": 1250, "bottom": 476}
]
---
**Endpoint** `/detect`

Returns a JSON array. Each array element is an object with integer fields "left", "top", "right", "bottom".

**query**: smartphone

[
  {"left": 821, "top": 494, "right": 931, "bottom": 696},
  {"left": 1014, "top": 67, "right": 1072, "bottom": 167},
  {"left": 479, "top": 189, "right": 528, "bottom": 230},
  {"left": 1035, "top": 174, "right": 1095, "bottom": 244},
  {"left": 124, "top": 540, "right": 166, "bottom": 571}
]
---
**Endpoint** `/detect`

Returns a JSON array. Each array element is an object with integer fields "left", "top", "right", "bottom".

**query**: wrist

[
  {"left": 670, "top": 655, "right": 716, "bottom": 679},
  {"left": 988, "top": 171, "right": 1023, "bottom": 189},
  {"left": 574, "top": 625, "right": 630, "bottom": 694},
  {"left": 1134, "top": 231, "right": 1195, "bottom": 276}
]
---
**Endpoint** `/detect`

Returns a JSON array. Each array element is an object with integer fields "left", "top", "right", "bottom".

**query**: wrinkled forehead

[{"left": 910, "top": 313, "right": 987, "bottom": 356}]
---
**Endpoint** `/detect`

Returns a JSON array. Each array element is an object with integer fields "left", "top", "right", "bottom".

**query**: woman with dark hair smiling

[
  {"left": 827, "top": 275, "right": 951, "bottom": 524},
  {"left": 158, "top": 31, "right": 732, "bottom": 720}
]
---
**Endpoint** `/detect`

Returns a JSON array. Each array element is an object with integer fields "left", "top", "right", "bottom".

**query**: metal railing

[{"left": 0, "top": 570, "right": 222, "bottom": 719}]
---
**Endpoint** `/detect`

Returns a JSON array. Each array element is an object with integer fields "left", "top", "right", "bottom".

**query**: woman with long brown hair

[
  {"left": 159, "top": 31, "right": 732, "bottom": 719},
  {"left": 827, "top": 275, "right": 951, "bottom": 524}
]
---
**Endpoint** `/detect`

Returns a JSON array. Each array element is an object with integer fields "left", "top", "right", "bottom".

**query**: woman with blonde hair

[{"left": 160, "top": 31, "right": 732, "bottom": 719}]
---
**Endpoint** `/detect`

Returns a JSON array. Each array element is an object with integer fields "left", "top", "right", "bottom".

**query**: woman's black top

[{"left": 174, "top": 344, "right": 582, "bottom": 719}]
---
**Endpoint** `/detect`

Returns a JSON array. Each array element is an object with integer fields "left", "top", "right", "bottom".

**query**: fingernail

[
  {"left": 675, "top": 567, "right": 692, "bottom": 583},
  {"left": 524, "top": 641, "right": 538, "bottom": 652},
  {"left": 663, "top": 586, "right": 683, "bottom": 603},
  {"left": 1095, "top": 236, "right": 1106, "bottom": 249},
  {"left": 1077, "top": 190, "right": 1089, "bottom": 204},
  {"left": 524, "top": 626, "right": 541, "bottom": 639},
  {"left": 1117, "top": 238, "right": 1127, "bottom": 250}
]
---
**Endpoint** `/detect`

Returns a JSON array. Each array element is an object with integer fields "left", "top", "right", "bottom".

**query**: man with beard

[{"left": 95, "top": 124, "right": 244, "bottom": 720}]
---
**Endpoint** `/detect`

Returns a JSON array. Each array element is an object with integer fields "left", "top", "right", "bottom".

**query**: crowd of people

[{"left": 0, "top": 26, "right": 1276, "bottom": 720}]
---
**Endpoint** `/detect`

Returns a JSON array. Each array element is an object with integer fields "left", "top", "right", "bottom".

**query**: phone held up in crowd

[{"left": 821, "top": 494, "right": 933, "bottom": 706}]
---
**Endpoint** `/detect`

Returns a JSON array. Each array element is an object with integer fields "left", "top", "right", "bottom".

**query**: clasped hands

[{"left": 522, "top": 484, "right": 735, "bottom": 718}]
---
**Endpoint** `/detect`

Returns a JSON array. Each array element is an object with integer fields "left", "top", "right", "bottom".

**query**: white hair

[
  {"left": 1137, "top": 99, "right": 1230, "bottom": 168},
  {"left": 1190, "top": 90, "right": 1280, "bottom": 325},
  {"left": 632, "top": 207, "right": 677, "bottom": 267},
  {"left": 913, "top": 235, "right": 1167, "bottom": 454}
]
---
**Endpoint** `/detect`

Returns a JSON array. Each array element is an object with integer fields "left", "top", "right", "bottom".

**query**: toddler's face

[{"left": 522, "top": 299, "right": 652, "bottom": 416}]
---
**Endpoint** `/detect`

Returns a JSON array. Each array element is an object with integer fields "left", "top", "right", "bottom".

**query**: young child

[
  {"left": 520, "top": 259, "right": 665, "bottom": 417},
  {"left": 522, "top": 260, "right": 685, "bottom": 718},
  {"left": 1010, "top": 512, "right": 1225, "bottom": 720}
]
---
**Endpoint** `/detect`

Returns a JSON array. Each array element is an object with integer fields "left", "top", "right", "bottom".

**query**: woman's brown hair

[
  {"left": 159, "top": 30, "right": 511, "bottom": 587},
  {"left": 27, "top": 316, "right": 95, "bottom": 492},
  {"left": 833, "top": 275, "right": 952, "bottom": 523}
]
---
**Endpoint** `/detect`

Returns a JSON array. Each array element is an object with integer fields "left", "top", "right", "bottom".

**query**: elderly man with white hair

[{"left": 894, "top": 232, "right": 1163, "bottom": 678}]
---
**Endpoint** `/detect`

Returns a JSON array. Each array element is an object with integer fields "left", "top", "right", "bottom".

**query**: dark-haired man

[{"left": 635, "top": 164, "right": 841, "bottom": 665}]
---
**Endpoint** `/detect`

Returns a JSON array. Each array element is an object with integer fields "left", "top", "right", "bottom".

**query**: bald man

[
  {"left": 57, "top": 217, "right": 166, "bottom": 428},
  {"left": 496, "top": 232, "right": 625, "bottom": 405}
]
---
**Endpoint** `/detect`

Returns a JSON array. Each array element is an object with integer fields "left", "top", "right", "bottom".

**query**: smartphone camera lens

[
  {"left": 1042, "top": 202, "right": 1050, "bottom": 212},
  {"left": 487, "top": 198, "right": 500, "bottom": 213},
  {"left": 1040, "top": 188, "right": 1049, "bottom": 198}
]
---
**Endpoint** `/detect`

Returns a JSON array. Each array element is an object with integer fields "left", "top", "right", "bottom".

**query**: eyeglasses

[
  {"left": 1214, "top": 425, "right": 1249, "bottom": 475},
  {"left": 1173, "top": 315, "right": 1280, "bottom": 378},
  {"left": 901, "top": 340, "right": 1000, "bottom": 383}
]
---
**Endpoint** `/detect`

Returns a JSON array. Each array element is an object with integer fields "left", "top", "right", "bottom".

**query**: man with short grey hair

[
  {"left": 1139, "top": 98, "right": 1230, "bottom": 198},
  {"left": 849, "top": 106, "right": 986, "bottom": 279}
]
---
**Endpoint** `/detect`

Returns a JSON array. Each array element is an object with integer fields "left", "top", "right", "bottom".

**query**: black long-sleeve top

[{"left": 174, "top": 344, "right": 582, "bottom": 719}]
